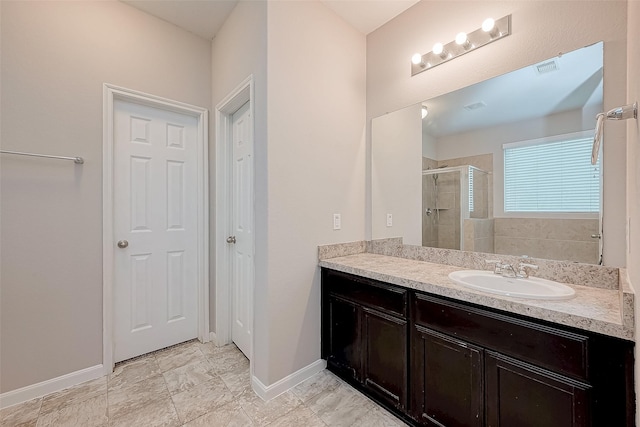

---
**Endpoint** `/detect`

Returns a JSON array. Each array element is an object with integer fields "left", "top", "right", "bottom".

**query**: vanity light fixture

[
  {"left": 432, "top": 42, "right": 448, "bottom": 59},
  {"left": 455, "top": 32, "right": 471, "bottom": 50},
  {"left": 482, "top": 17, "right": 500, "bottom": 38},
  {"left": 412, "top": 53, "right": 425, "bottom": 68},
  {"left": 411, "top": 14, "right": 511, "bottom": 76}
]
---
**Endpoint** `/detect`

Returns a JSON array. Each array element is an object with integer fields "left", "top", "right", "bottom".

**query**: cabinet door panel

[
  {"left": 412, "top": 325, "right": 483, "bottom": 427},
  {"left": 362, "top": 307, "right": 407, "bottom": 409},
  {"left": 327, "top": 296, "right": 361, "bottom": 380},
  {"left": 486, "top": 352, "right": 590, "bottom": 427}
]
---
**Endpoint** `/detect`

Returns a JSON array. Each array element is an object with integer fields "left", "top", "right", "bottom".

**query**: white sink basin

[{"left": 448, "top": 270, "right": 575, "bottom": 300}]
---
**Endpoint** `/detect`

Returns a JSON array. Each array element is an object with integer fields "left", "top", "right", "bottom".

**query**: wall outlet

[
  {"left": 333, "top": 214, "right": 341, "bottom": 230},
  {"left": 386, "top": 213, "right": 393, "bottom": 227}
]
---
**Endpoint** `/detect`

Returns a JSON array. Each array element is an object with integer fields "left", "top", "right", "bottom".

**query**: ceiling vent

[
  {"left": 463, "top": 101, "right": 487, "bottom": 111},
  {"left": 535, "top": 60, "right": 559, "bottom": 75}
]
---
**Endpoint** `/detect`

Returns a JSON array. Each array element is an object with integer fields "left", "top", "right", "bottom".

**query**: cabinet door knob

[{"left": 226, "top": 236, "right": 236, "bottom": 244}]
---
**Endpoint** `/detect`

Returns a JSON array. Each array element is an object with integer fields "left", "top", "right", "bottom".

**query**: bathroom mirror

[{"left": 372, "top": 42, "right": 604, "bottom": 265}]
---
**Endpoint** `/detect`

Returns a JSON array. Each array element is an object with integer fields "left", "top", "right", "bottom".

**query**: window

[{"left": 503, "top": 133, "right": 600, "bottom": 213}]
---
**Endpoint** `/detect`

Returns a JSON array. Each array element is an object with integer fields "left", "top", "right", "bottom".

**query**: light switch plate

[
  {"left": 333, "top": 214, "right": 341, "bottom": 230},
  {"left": 386, "top": 213, "right": 393, "bottom": 227}
]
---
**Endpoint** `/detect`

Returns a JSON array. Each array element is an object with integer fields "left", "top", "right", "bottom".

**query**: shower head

[{"left": 438, "top": 164, "right": 449, "bottom": 169}]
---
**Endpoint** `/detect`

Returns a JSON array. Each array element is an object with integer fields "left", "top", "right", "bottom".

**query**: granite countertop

[{"left": 319, "top": 252, "right": 634, "bottom": 341}]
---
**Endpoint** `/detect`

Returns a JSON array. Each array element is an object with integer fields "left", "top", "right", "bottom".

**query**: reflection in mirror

[{"left": 372, "top": 42, "right": 603, "bottom": 265}]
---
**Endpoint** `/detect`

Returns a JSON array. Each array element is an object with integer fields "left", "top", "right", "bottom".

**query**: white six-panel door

[
  {"left": 231, "top": 101, "right": 253, "bottom": 358},
  {"left": 113, "top": 99, "right": 199, "bottom": 363}
]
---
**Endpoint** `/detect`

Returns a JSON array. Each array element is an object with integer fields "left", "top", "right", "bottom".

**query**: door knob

[
  {"left": 117, "top": 240, "right": 129, "bottom": 248},
  {"left": 591, "top": 234, "right": 601, "bottom": 239},
  {"left": 226, "top": 236, "right": 236, "bottom": 244}
]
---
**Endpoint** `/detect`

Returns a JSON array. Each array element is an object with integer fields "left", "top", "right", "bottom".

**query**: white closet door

[{"left": 113, "top": 99, "right": 198, "bottom": 362}]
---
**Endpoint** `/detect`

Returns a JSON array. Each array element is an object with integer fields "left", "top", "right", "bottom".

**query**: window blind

[{"left": 504, "top": 136, "right": 600, "bottom": 213}]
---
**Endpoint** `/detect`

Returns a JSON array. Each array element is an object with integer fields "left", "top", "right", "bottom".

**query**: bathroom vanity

[{"left": 320, "top": 249, "right": 635, "bottom": 427}]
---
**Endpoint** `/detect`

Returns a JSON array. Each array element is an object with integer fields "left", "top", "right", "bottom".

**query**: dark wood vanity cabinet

[
  {"left": 321, "top": 268, "right": 635, "bottom": 427},
  {"left": 412, "top": 293, "right": 634, "bottom": 427},
  {"left": 410, "top": 324, "right": 591, "bottom": 427},
  {"left": 411, "top": 325, "right": 484, "bottom": 426},
  {"left": 321, "top": 269, "right": 408, "bottom": 411},
  {"left": 484, "top": 351, "right": 590, "bottom": 427},
  {"left": 361, "top": 306, "right": 408, "bottom": 408},
  {"left": 411, "top": 293, "right": 594, "bottom": 427},
  {"left": 325, "top": 295, "right": 361, "bottom": 380}
]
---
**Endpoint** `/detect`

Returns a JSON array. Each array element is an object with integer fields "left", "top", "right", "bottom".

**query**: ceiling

[
  {"left": 320, "top": 0, "right": 420, "bottom": 35},
  {"left": 122, "top": 0, "right": 237, "bottom": 40},
  {"left": 122, "top": 0, "right": 420, "bottom": 40},
  {"left": 423, "top": 42, "right": 604, "bottom": 138}
]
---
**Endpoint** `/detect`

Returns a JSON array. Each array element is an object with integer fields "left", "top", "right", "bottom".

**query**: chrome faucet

[
  {"left": 484, "top": 258, "right": 538, "bottom": 279},
  {"left": 484, "top": 259, "right": 504, "bottom": 275},
  {"left": 501, "top": 264, "right": 519, "bottom": 278},
  {"left": 517, "top": 262, "right": 539, "bottom": 278}
]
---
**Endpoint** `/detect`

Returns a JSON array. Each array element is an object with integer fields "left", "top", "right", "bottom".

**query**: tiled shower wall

[
  {"left": 422, "top": 157, "right": 438, "bottom": 247},
  {"left": 464, "top": 219, "right": 495, "bottom": 254},
  {"left": 422, "top": 166, "right": 461, "bottom": 249},
  {"left": 438, "top": 154, "right": 493, "bottom": 219},
  {"left": 437, "top": 172, "right": 461, "bottom": 250},
  {"left": 493, "top": 218, "right": 600, "bottom": 264},
  {"left": 470, "top": 168, "right": 489, "bottom": 220},
  {"left": 422, "top": 155, "right": 492, "bottom": 250}
]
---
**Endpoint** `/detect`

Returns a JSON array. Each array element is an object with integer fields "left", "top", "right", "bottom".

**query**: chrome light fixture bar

[{"left": 411, "top": 15, "right": 512, "bottom": 76}]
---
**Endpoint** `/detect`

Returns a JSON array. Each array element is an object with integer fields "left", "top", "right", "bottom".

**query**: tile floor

[{"left": 1, "top": 340, "right": 408, "bottom": 426}]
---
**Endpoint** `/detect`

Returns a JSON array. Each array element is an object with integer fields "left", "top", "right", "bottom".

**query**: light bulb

[
  {"left": 432, "top": 43, "right": 444, "bottom": 55},
  {"left": 411, "top": 53, "right": 423, "bottom": 65},
  {"left": 482, "top": 17, "right": 495, "bottom": 32},
  {"left": 421, "top": 106, "right": 428, "bottom": 119},
  {"left": 455, "top": 32, "right": 468, "bottom": 45}
]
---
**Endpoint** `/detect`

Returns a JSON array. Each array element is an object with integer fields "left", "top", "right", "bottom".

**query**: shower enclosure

[{"left": 422, "top": 165, "right": 489, "bottom": 250}]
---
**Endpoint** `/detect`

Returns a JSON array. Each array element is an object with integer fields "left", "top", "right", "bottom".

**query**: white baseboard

[
  {"left": 251, "top": 359, "right": 327, "bottom": 401},
  {"left": 209, "top": 332, "right": 217, "bottom": 346},
  {"left": 0, "top": 364, "right": 105, "bottom": 410}
]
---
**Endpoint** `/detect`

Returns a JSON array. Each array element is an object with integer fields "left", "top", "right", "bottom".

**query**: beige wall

[
  {"left": 626, "top": 1, "right": 640, "bottom": 425},
  {"left": 367, "top": 1, "right": 628, "bottom": 267},
  {"left": 0, "top": 1, "right": 211, "bottom": 393},
  {"left": 262, "top": 1, "right": 366, "bottom": 384}
]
